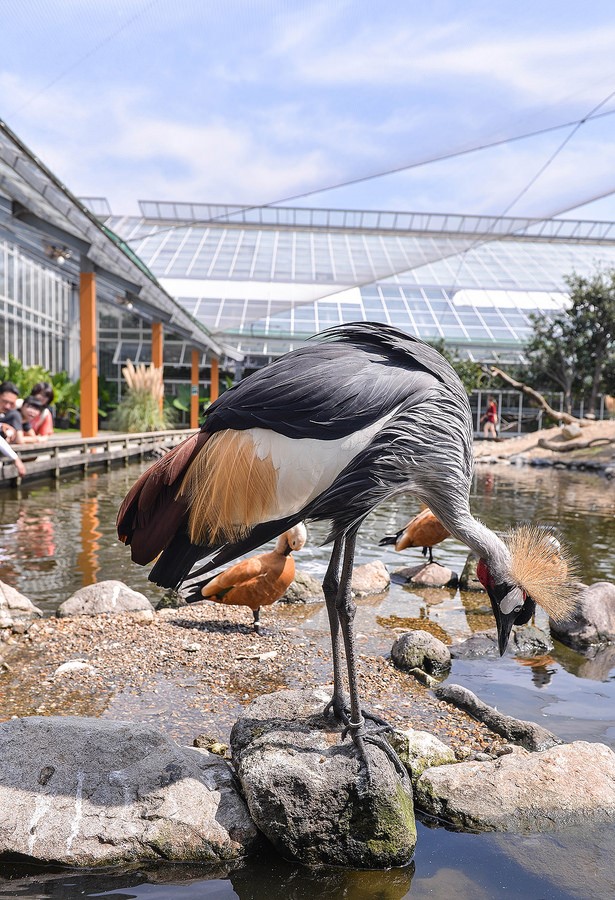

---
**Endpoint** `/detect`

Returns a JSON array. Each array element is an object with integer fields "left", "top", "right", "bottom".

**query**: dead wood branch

[
  {"left": 486, "top": 367, "right": 592, "bottom": 427},
  {"left": 537, "top": 437, "right": 615, "bottom": 453}
]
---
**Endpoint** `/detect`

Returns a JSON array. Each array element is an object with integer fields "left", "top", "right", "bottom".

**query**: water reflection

[
  {"left": 77, "top": 492, "right": 101, "bottom": 586},
  {"left": 1, "top": 820, "right": 600, "bottom": 899},
  {"left": 515, "top": 654, "right": 557, "bottom": 688}
]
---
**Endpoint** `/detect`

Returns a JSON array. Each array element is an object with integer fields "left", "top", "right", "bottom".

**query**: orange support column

[
  {"left": 79, "top": 270, "right": 98, "bottom": 438},
  {"left": 190, "top": 349, "right": 200, "bottom": 429},
  {"left": 210, "top": 356, "right": 219, "bottom": 403},
  {"left": 152, "top": 321, "right": 163, "bottom": 411}
]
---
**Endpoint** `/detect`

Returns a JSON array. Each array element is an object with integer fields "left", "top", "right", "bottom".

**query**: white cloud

[
  {"left": 3, "top": 3, "right": 615, "bottom": 221},
  {"left": 272, "top": 14, "right": 615, "bottom": 108}
]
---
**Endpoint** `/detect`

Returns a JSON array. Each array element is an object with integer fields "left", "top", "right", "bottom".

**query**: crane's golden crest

[{"left": 504, "top": 524, "right": 578, "bottom": 622}]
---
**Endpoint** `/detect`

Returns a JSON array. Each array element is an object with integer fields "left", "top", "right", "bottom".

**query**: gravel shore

[{"left": 0, "top": 598, "right": 498, "bottom": 758}]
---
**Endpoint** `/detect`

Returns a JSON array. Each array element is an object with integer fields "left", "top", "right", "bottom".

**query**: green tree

[
  {"left": 565, "top": 268, "right": 615, "bottom": 415},
  {"left": 523, "top": 266, "right": 615, "bottom": 416},
  {"left": 524, "top": 312, "right": 584, "bottom": 415}
]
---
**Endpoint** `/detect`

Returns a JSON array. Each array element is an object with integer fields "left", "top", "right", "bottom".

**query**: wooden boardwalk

[{"left": 0, "top": 429, "right": 193, "bottom": 488}]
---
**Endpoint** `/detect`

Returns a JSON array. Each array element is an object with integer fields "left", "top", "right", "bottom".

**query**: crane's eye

[{"left": 500, "top": 586, "right": 525, "bottom": 615}]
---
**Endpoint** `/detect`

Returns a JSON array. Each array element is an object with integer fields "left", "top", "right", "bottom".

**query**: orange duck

[
  {"left": 379, "top": 507, "right": 450, "bottom": 563},
  {"left": 189, "top": 523, "right": 307, "bottom": 632}
]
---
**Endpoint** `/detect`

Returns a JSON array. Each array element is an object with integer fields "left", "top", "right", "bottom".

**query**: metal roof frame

[{"left": 0, "top": 120, "right": 243, "bottom": 362}]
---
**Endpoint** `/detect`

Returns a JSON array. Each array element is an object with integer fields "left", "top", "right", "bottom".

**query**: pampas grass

[{"left": 109, "top": 361, "right": 172, "bottom": 433}]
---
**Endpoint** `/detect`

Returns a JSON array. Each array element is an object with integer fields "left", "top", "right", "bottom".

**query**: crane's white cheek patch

[
  {"left": 500, "top": 587, "right": 525, "bottom": 615},
  {"left": 251, "top": 412, "right": 396, "bottom": 519}
]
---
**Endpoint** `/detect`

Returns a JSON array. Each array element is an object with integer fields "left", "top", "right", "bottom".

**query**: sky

[{"left": 2, "top": 0, "right": 615, "bottom": 221}]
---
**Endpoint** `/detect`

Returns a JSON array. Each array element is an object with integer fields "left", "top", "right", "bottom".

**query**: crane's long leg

[
  {"left": 322, "top": 537, "right": 346, "bottom": 721},
  {"left": 336, "top": 529, "right": 406, "bottom": 776}
]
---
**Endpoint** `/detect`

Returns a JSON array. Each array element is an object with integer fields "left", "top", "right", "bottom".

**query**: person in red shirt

[
  {"left": 19, "top": 382, "right": 54, "bottom": 441},
  {"left": 481, "top": 396, "right": 498, "bottom": 439}
]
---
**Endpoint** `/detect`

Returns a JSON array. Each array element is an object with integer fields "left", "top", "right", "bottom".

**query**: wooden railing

[{"left": 0, "top": 429, "right": 195, "bottom": 487}]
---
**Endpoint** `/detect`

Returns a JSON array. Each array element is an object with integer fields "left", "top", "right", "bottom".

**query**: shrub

[{"left": 109, "top": 361, "right": 172, "bottom": 432}]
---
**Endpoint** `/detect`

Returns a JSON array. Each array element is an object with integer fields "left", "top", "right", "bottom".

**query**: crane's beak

[
  {"left": 488, "top": 585, "right": 533, "bottom": 655},
  {"left": 490, "top": 600, "right": 517, "bottom": 655}
]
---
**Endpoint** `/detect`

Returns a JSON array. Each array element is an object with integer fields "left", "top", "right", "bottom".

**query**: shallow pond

[{"left": 0, "top": 460, "right": 614, "bottom": 898}]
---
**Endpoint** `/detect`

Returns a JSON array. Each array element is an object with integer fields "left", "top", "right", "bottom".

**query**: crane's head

[{"left": 476, "top": 525, "right": 578, "bottom": 655}]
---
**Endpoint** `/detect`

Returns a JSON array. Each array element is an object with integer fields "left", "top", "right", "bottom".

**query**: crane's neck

[{"left": 426, "top": 494, "right": 510, "bottom": 571}]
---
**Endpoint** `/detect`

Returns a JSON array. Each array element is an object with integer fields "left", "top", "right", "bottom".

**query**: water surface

[{"left": 0, "top": 461, "right": 614, "bottom": 898}]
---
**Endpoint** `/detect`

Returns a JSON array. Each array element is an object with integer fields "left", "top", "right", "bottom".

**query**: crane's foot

[
  {"left": 323, "top": 696, "right": 393, "bottom": 731},
  {"left": 342, "top": 718, "right": 407, "bottom": 779},
  {"left": 323, "top": 697, "right": 406, "bottom": 775}
]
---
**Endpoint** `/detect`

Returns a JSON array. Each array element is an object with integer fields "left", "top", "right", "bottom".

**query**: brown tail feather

[{"left": 117, "top": 431, "right": 210, "bottom": 565}]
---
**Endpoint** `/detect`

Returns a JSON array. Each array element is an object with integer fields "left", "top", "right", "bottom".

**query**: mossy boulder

[
  {"left": 231, "top": 687, "right": 416, "bottom": 868},
  {"left": 388, "top": 728, "right": 456, "bottom": 785}
]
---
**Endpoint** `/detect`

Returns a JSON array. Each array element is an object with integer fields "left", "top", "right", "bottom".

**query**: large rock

[
  {"left": 434, "top": 683, "right": 561, "bottom": 751},
  {"left": 0, "top": 717, "right": 258, "bottom": 865},
  {"left": 451, "top": 625, "right": 553, "bottom": 660},
  {"left": 388, "top": 729, "right": 456, "bottom": 785},
  {"left": 351, "top": 560, "right": 390, "bottom": 597},
  {"left": 561, "top": 422, "right": 583, "bottom": 440},
  {"left": 391, "top": 630, "right": 451, "bottom": 678},
  {"left": 230, "top": 687, "right": 416, "bottom": 868},
  {"left": 415, "top": 742, "right": 615, "bottom": 832},
  {"left": 550, "top": 582, "right": 615, "bottom": 649},
  {"left": 57, "top": 581, "right": 155, "bottom": 618},
  {"left": 281, "top": 569, "right": 325, "bottom": 603},
  {"left": 0, "top": 581, "right": 43, "bottom": 631},
  {"left": 392, "top": 562, "right": 457, "bottom": 588}
]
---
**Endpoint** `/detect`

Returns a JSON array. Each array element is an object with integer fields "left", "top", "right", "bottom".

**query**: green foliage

[
  {"left": 524, "top": 313, "right": 582, "bottom": 414},
  {"left": 0, "top": 354, "right": 53, "bottom": 397},
  {"left": 97, "top": 374, "right": 118, "bottom": 419},
  {"left": 524, "top": 265, "right": 615, "bottom": 414},
  {"left": 564, "top": 268, "right": 615, "bottom": 413},
  {"left": 428, "top": 340, "right": 484, "bottom": 394},
  {"left": 50, "top": 371, "right": 81, "bottom": 423},
  {"left": 171, "top": 383, "right": 210, "bottom": 413}
]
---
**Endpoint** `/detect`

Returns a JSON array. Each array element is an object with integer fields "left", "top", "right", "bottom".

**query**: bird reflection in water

[{"left": 516, "top": 654, "right": 557, "bottom": 687}]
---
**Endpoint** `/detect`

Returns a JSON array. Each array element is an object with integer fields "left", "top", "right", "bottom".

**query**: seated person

[
  {"left": 0, "top": 432, "right": 26, "bottom": 477},
  {"left": 28, "top": 381, "right": 54, "bottom": 437},
  {"left": 0, "top": 381, "right": 23, "bottom": 444},
  {"left": 19, "top": 395, "right": 53, "bottom": 442}
]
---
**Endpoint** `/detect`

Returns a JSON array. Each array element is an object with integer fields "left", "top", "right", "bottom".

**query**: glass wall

[
  {"left": 98, "top": 303, "right": 213, "bottom": 402},
  {"left": 0, "top": 238, "right": 74, "bottom": 373}
]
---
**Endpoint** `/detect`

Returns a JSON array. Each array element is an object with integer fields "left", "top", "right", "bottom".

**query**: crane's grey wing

[{"left": 203, "top": 322, "right": 459, "bottom": 440}]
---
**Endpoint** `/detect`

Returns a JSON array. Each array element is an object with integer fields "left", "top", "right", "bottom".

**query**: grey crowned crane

[{"left": 117, "top": 322, "right": 577, "bottom": 769}]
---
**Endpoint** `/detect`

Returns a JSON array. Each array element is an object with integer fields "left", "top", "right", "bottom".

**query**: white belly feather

[{"left": 250, "top": 410, "right": 397, "bottom": 519}]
